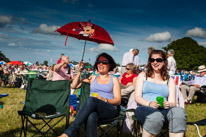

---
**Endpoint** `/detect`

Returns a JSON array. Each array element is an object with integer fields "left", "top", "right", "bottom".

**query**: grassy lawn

[{"left": 0, "top": 87, "right": 206, "bottom": 137}]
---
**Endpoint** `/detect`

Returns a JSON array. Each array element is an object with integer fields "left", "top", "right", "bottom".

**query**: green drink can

[{"left": 156, "top": 96, "right": 164, "bottom": 108}]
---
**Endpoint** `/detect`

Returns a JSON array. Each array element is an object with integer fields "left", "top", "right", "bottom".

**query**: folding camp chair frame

[
  {"left": 19, "top": 112, "right": 70, "bottom": 137},
  {"left": 18, "top": 79, "right": 71, "bottom": 137}
]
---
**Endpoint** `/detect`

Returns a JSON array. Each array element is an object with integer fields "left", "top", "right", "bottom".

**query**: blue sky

[{"left": 1, "top": 0, "right": 206, "bottom": 65}]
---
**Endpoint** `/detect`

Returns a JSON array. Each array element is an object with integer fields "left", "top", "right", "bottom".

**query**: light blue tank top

[
  {"left": 142, "top": 80, "right": 169, "bottom": 102},
  {"left": 90, "top": 75, "right": 114, "bottom": 99}
]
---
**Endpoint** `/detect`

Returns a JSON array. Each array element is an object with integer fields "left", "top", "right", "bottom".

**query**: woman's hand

[
  {"left": 93, "top": 95, "right": 107, "bottom": 102},
  {"left": 163, "top": 101, "right": 170, "bottom": 109},
  {"left": 149, "top": 101, "right": 159, "bottom": 109},
  {"left": 78, "top": 61, "right": 84, "bottom": 72}
]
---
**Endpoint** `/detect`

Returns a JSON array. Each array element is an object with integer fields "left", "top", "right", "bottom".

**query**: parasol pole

[{"left": 81, "top": 40, "right": 87, "bottom": 61}]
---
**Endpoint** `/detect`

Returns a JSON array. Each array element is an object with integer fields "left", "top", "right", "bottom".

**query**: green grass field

[{"left": 0, "top": 87, "right": 206, "bottom": 137}]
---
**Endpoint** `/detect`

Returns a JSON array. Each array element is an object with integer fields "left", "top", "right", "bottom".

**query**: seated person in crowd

[
  {"left": 134, "top": 50, "right": 186, "bottom": 137},
  {"left": 38, "top": 65, "right": 49, "bottom": 80},
  {"left": 181, "top": 65, "right": 206, "bottom": 104},
  {"left": 120, "top": 63, "right": 137, "bottom": 98},
  {"left": 46, "top": 65, "right": 54, "bottom": 81},
  {"left": 4, "top": 65, "right": 16, "bottom": 86},
  {"left": 59, "top": 52, "right": 121, "bottom": 137},
  {"left": 0, "top": 65, "right": 4, "bottom": 87},
  {"left": 16, "top": 64, "right": 28, "bottom": 84},
  {"left": 52, "top": 56, "right": 74, "bottom": 81}
]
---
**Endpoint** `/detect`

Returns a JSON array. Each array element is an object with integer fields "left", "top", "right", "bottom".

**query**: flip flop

[{"left": 0, "top": 94, "right": 8, "bottom": 98}]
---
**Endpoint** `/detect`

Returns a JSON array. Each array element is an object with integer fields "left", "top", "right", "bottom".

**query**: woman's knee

[
  {"left": 87, "top": 112, "right": 98, "bottom": 124},
  {"left": 143, "top": 111, "right": 165, "bottom": 134},
  {"left": 167, "top": 107, "right": 187, "bottom": 133}
]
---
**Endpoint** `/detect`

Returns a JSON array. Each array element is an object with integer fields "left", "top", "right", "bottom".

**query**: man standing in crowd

[
  {"left": 147, "top": 46, "right": 155, "bottom": 55},
  {"left": 52, "top": 56, "right": 74, "bottom": 81},
  {"left": 133, "top": 49, "right": 140, "bottom": 73},
  {"left": 121, "top": 49, "right": 138, "bottom": 74},
  {"left": 167, "top": 49, "right": 176, "bottom": 75},
  {"left": 56, "top": 53, "right": 65, "bottom": 64},
  {"left": 181, "top": 65, "right": 206, "bottom": 104}
]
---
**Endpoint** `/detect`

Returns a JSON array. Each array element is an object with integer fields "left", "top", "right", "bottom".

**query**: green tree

[
  {"left": 163, "top": 37, "right": 206, "bottom": 70},
  {"left": 70, "top": 60, "right": 78, "bottom": 65},
  {"left": 0, "top": 51, "right": 10, "bottom": 62},
  {"left": 43, "top": 60, "right": 48, "bottom": 66}
]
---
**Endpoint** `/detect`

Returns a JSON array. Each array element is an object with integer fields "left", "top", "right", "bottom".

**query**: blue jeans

[
  {"left": 135, "top": 106, "right": 187, "bottom": 135},
  {"left": 64, "top": 97, "right": 119, "bottom": 137}
]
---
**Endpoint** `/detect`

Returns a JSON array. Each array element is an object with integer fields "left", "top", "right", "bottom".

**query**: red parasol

[
  {"left": 56, "top": 21, "right": 114, "bottom": 61},
  {"left": 7, "top": 61, "right": 25, "bottom": 65}
]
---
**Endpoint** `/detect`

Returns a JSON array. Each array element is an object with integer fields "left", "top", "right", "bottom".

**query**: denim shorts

[{"left": 135, "top": 106, "right": 187, "bottom": 135}]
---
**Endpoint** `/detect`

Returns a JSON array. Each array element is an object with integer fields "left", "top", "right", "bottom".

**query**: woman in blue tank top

[
  {"left": 59, "top": 53, "right": 121, "bottom": 137},
  {"left": 134, "top": 50, "right": 186, "bottom": 137}
]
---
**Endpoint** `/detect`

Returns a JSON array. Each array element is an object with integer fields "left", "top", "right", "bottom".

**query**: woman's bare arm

[
  {"left": 135, "top": 72, "right": 150, "bottom": 106},
  {"left": 167, "top": 78, "right": 176, "bottom": 107}
]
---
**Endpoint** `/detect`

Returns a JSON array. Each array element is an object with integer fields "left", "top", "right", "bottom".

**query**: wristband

[{"left": 148, "top": 102, "right": 151, "bottom": 107}]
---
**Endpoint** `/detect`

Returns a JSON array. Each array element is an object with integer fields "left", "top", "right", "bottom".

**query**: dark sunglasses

[
  {"left": 149, "top": 58, "right": 164, "bottom": 63},
  {"left": 97, "top": 60, "right": 109, "bottom": 65},
  {"left": 126, "top": 68, "right": 130, "bottom": 70}
]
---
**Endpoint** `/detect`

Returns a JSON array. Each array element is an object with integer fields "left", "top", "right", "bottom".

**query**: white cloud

[
  {"left": 89, "top": 44, "right": 118, "bottom": 52},
  {"left": 0, "top": 15, "right": 13, "bottom": 27},
  {"left": 8, "top": 43, "right": 16, "bottom": 47},
  {"left": 20, "top": 18, "right": 27, "bottom": 24},
  {"left": 146, "top": 31, "right": 171, "bottom": 42},
  {"left": 33, "top": 24, "right": 60, "bottom": 35},
  {"left": 186, "top": 27, "right": 206, "bottom": 38},
  {"left": 199, "top": 41, "right": 206, "bottom": 46}
]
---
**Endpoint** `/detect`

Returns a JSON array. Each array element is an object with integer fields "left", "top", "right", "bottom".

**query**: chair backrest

[
  {"left": 79, "top": 82, "right": 90, "bottom": 109},
  {"left": 23, "top": 79, "right": 71, "bottom": 115}
]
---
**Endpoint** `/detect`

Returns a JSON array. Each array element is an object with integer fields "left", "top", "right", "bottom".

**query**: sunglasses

[
  {"left": 126, "top": 68, "right": 130, "bottom": 70},
  {"left": 149, "top": 58, "right": 164, "bottom": 63},
  {"left": 97, "top": 60, "right": 109, "bottom": 65}
]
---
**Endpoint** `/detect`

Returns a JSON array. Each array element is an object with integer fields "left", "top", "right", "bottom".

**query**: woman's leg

[
  {"left": 63, "top": 97, "right": 99, "bottom": 137},
  {"left": 135, "top": 106, "right": 164, "bottom": 136},
  {"left": 142, "top": 128, "right": 156, "bottom": 137},
  {"left": 167, "top": 107, "right": 187, "bottom": 137},
  {"left": 85, "top": 98, "right": 119, "bottom": 137},
  {"left": 169, "top": 132, "right": 184, "bottom": 137},
  {"left": 85, "top": 112, "right": 98, "bottom": 137}
]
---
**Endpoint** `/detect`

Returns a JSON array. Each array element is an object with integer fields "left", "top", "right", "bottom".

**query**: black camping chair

[
  {"left": 187, "top": 119, "right": 206, "bottom": 137},
  {"left": 187, "top": 86, "right": 206, "bottom": 137},
  {"left": 18, "top": 79, "right": 71, "bottom": 137},
  {"left": 195, "top": 85, "right": 206, "bottom": 104},
  {"left": 79, "top": 82, "right": 126, "bottom": 137}
]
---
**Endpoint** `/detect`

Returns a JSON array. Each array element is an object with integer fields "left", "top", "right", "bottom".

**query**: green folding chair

[
  {"left": 18, "top": 79, "right": 71, "bottom": 137},
  {"left": 28, "top": 70, "right": 39, "bottom": 79},
  {"left": 79, "top": 82, "right": 126, "bottom": 137}
]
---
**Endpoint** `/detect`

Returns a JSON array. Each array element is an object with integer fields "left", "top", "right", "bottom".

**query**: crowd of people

[{"left": 1, "top": 47, "right": 206, "bottom": 137}]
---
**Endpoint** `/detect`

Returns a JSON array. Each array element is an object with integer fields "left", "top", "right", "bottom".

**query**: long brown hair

[{"left": 146, "top": 50, "right": 169, "bottom": 81}]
